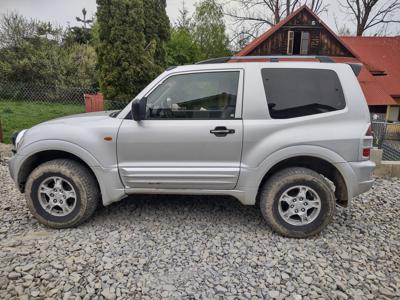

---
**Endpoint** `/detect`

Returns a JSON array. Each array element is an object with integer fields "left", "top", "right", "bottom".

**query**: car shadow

[{"left": 91, "top": 194, "right": 267, "bottom": 230}]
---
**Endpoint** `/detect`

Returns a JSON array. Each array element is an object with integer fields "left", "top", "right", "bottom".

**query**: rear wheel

[
  {"left": 25, "top": 159, "right": 99, "bottom": 228},
  {"left": 259, "top": 167, "right": 335, "bottom": 238}
]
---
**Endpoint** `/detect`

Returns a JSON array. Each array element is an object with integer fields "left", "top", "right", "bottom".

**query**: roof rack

[
  {"left": 195, "top": 55, "right": 362, "bottom": 76},
  {"left": 196, "top": 55, "right": 335, "bottom": 64}
]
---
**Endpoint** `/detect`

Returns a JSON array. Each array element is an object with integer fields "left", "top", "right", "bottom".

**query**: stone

[
  {"left": 7, "top": 272, "right": 21, "bottom": 280},
  {"left": 378, "top": 288, "right": 396, "bottom": 298},
  {"left": 268, "top": 290, "right": 280, "bottom": 298},
  {"left": 101, "top": 287, "right": 116, "bottom": 300},
  {"left": 303, "top": 276, "right": 313, "bottom": 284}
]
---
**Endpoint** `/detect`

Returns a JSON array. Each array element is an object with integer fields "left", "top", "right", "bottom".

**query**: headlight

[{"left": 12, "top": 129, "right": 27, "bottom": 150}]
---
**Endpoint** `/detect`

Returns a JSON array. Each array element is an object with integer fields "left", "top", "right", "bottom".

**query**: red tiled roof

[
  {"left": 332, "top": 56, "right": 397, "bottom": 106},
  {"left": 341, "top": 36, "right": 400, "bottom": 98}
]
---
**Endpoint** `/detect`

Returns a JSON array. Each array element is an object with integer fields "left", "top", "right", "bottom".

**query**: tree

[
  {"left": 339, "top": 0, "right": 400, "bottom": 36},
  {"left": 166, "top": 1, "right": 202, "bottom": 66},
  {"left": 166, "top": 28, "right": 202, "bottom": 66},
  {"left": 143, "top": 0, "right": 170, "bottom": 70},
  {"left": 192, "top": 0, "right": 231, "bottom": 59},
  {"left": 60, "top": 44, "right": 97, "bottom": 87},
  {"left": 334, "top": 14, "right": 352, "bottom": 35},
  {"left": 64, "top": 8, "right": 94, "bottom": 45},
  {"left": 0, "top": 11, "right": 36, "bottom": 48},
  {"left": 176, "top": 0, "right": 191, "bottom": 29},
  {"left": 225, "top": 0, "right": 328, "bottom": 42},
  {"left": 0, "top": 12, "right": 64, "bottom": 84},
  {"left": 95, "top": 0, "right": 156, "bottom": 102},
  {"left": 76, "top": 8, "right": 93, "bottom": 29}
]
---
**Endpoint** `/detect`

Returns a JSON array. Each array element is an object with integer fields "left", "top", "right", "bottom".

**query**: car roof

[{"left": 170, "top": 61, "right": 350, "bottom": 72}]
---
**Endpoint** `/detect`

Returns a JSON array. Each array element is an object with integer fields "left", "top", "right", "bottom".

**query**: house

[{"left": 236, "top": 5, "right": 400, "bottom": 121}]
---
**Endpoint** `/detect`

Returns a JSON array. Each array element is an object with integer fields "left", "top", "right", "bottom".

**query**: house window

[{"left": 287, "top": 31, "right": 310, "bottom": 55}]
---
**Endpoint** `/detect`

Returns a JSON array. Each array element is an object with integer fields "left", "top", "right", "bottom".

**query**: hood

[
  {"left": 41, "top": 110, "right": 118, "bottom": 125},
  {"left": 18, "top": 110, "right": 123, "bottom": 152}
]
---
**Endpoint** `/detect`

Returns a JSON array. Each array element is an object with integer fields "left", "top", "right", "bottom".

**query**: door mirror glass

[{"left": 131, "top": 97, "right": 147, "bottom": 121}]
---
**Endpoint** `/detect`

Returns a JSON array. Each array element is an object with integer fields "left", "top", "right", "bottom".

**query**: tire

[
  {"left": 259, "top": 167, "right": 335, "bottom": 238},
  {"left": 25, "top": 159, "right": 99, "bottom": 228}
]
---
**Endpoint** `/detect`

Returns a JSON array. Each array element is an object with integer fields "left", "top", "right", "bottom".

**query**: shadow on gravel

[{"left": 91, "top": 194, "right": 266, "bottom": 229}]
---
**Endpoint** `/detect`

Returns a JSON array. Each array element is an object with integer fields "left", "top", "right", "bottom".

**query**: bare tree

[
  {"left": 340, "top": 0, "right": 400, "bottom": 36},
  {"left": 334, "top": 14, "right": 352, "bottom": 35},
  {"left": 224, "top": 0, "right": 327, "bottom": 43},
  {"left": 0, "top": 12, "right": 37, "bottom": 48}
]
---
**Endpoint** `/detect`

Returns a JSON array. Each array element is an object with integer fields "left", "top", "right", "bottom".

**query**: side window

[
  {"left": 261, "top": 68, "right": 346, "bottom": 119},
  {"left": 145, "top": 71, "right": 240, "bottom": 119}
]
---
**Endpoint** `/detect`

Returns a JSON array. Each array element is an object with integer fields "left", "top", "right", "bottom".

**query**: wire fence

[
  {"left": 371, "top": 113, "right": 400, "bottom": 161},
  {"left": 0, "top": 80, "right": 130, "bottom": 110},
  {"left": 0, "top": 80, "right": 130, "bottom": 143}
]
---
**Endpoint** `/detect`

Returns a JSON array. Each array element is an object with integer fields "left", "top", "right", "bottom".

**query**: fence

[
  {"left": 0, "top": 80, "right": 130, "bottom": 143},
  {"left": 371, "top": 113, "right": 400, "bottom": 161},
  {"left": 0, "top": 80, "right": 130, "bottom": 110}
]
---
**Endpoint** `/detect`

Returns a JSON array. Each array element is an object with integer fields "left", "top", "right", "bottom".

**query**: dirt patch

[{"left": 0, "top": 143, "right": 12, "bottom": 160}]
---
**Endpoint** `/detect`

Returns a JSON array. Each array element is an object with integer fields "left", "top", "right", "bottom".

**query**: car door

[{"left": 117, "top": 69, "right": 244, "bottom": 190}]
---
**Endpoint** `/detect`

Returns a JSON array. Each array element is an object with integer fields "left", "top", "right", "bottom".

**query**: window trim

[
  {"left": 261, "top": 67, "right": 347, "bottom": 120},
  {"left": 141, "top": 69, "right": 244, "bottom": 121}
]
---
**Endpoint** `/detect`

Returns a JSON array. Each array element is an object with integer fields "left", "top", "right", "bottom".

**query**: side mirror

[{"left": 131, "top": 97, "right": 147, "bottom": 121}]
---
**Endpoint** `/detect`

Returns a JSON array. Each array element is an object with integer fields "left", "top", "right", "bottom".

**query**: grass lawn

[{"left": 0, "top": 100, "right": 85, "bottom": 144}]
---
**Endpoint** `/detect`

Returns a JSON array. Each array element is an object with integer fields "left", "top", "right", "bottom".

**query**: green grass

[{"left": 0, "top": 100, "right": 85, "bottom": 144}]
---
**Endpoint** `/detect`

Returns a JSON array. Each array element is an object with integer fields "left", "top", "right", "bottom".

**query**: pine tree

[
  {"left": 95, "top": 0, "right": 155, "bottom": 102},
  {"left": 143, "top": 0, "right": 170, "bottom": 71}
]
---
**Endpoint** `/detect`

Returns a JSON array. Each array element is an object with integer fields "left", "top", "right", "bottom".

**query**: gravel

[{"left": 0, "top": 157, "right": 399, "bottom": 299}]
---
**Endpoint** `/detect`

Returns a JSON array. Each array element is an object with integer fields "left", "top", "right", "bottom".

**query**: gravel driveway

[{"left": 1, "top": 158, "right": 399, "bottom": 300}]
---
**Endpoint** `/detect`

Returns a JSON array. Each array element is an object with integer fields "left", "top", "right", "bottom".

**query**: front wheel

[
  {"left": 259, "top": 167, "right": 335, "bottom": 238},
  {"left": 25, "top": 159, "right": 100, "bottom": 228}
]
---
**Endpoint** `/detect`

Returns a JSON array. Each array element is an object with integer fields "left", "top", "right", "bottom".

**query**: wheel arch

[
  {"left": 257, "top": 155, "right": 349, "bottom": 207},
  {"left": 17, "top": 150, "right": 101, "bottom": 194}
]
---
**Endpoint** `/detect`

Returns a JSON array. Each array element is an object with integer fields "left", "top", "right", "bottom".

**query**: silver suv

[{"left": 8, "top": 56, "right": 375, "bottom": 237}]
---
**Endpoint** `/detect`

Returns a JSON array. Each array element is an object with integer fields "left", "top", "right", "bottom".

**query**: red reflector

[{"left": 363, "top": 148, "right": 370, "bottom": 157}]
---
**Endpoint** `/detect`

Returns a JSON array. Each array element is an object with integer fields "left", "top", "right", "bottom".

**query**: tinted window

[
  {"left": 261, "top": 68, "right": 346, "bottom": 119},
  {"left": 146, "top": 71, "right": 239, "bottom": 119}
]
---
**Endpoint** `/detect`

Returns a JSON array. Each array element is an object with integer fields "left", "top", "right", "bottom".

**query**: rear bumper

[{"left": 349, "top": 160, "right": 375, "bottom": 197}]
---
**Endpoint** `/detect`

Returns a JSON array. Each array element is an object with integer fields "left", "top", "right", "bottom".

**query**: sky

[{"left": 0, "top": 0, "right": 398, "bottom": 37}]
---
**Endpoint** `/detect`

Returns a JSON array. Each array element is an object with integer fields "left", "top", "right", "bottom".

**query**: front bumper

[
  {"left": 8, "top": 155, "right": 16, "bottom": 182},
  {"left": 7, "top": 154, "right": 24, "bottom": 192}
]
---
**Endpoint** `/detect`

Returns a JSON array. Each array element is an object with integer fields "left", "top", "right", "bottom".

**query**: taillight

[{"left": 363, "top": 148, "right": 370, "bottom": 157}]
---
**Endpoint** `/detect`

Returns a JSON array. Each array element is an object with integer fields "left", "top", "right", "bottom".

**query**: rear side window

[{"left": 261, "top": 68, "right": 346, "bottom": 119}]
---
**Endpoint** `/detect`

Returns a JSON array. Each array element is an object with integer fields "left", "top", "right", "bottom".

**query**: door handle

[{"left": 210, "top": 126, "right": 235, "bottom": 137}]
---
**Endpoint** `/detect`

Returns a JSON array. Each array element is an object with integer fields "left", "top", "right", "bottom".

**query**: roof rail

[
  {"left": 196, "top": 55, "right": 335, "bottom": 64},
  {"left": 195, "top": 55, "right": 363, "bottom": 77}
]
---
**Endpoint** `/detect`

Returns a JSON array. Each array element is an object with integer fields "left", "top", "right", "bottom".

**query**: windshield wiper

[{"left": 109, "top": 110, "right": 121, "bottom": 118}]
